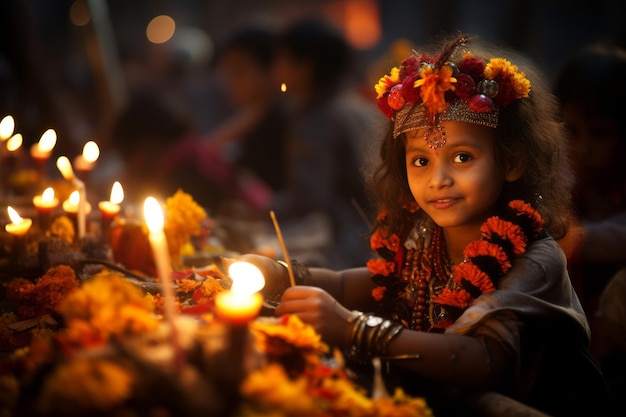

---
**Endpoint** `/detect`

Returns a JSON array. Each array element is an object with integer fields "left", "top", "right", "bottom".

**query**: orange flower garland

[{"left": 368, "top": 200, "right": 545, "bottom": 330}]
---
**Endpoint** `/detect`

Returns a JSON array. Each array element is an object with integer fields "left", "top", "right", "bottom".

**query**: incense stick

[{"left": 270, "top": 210, "right": 296, "bottom": 287}]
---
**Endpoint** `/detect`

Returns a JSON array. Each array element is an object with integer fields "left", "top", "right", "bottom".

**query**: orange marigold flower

[
  {"left": 481, "top": 217, "right": 527, "bottom": 255},
  {"left": 432, "top": 288, "right": 473, "bottom": 309},
  {"left": 375, "top": 67, "right": 401, "bottom": 99},
  {"left": 454, "top": 262, "right": 496, "bottom": 294},
  {"left": 509, "top": 199, "right": 545, "bottom": 233},
  {"left": 463, "top": 240, "right": 512, "bottom": 272},
  {"left": 370, "top": 229, "right": 400, "bottom": 252},
  {"left": 414, "top": 65, "right": 457, "bottom": 115},
  {"left": 371, "top": 286, "right": 387, "bottom": 302},
  {"left": 367, "top": 258, "right": 396, "bottom": 276},
  {"left": 484, "top": 58, "right": 530, "bottom": 100}
]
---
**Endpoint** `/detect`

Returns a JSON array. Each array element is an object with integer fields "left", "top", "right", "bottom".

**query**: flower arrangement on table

[
  {"left": 0, "top": 190, "right": 433, "bottom": 417},
  {"left": 0, "top": 266, "right": 433, "bottom": 417}
]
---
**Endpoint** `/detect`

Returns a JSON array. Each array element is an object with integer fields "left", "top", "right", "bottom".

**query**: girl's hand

[{"left": 275, "top": 286, "right": 354, "bottom": 348}]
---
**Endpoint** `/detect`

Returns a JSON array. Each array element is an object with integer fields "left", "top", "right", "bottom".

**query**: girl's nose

[{"left": 428, "top": 161, "right": 453, "bottom": 189}]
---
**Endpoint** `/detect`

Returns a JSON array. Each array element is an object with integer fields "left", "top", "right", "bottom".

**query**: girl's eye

[
  {"left": 453, "top": 153, "right": 472, "bottom": 163},
  {"left": 412, "top": 157, "right": 429, "bottom": 167}
]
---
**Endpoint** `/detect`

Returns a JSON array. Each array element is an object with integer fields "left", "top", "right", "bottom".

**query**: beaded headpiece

[{"left": 374, "top": 35, "right": 531, "bottom": 148}]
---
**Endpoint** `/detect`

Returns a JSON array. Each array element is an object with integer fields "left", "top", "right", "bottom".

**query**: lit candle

[
  {"left": 57, "top": 156, "right": 87, "bottom": 239},
  {"left": 280, "top": 83, "right": 287, "bottom": 93},
  {"left": 5, "top": 206, "right": 32, "bottom": 236},
  {"left": 214, "top": 261, "right": 265, "bottom": 325},
  {"left": 30, "top": 129, "right": 57, "bottom": 178},
  {"left": 0, "top": 115, "right": 15, "bottom": 141},
  {"left": 73, "top": 140, "right": 100, "bottom": 179},
  {"left": 144, "top": 196, "right": 184, "bottom": 373},
  {"left": 5, "top": 206, "right": 32, "bottom": 260},
  {"left": 33, "top": 187, "right": 59, "bottom": 231},
  {"left": 214, "top": 261, "right": 265, "bottom": 385},
  {"left": 98, "top": 181, "right": 123, "bottom": 242}
]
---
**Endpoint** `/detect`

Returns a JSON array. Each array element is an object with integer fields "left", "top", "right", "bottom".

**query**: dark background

[{"left": 1, "top": 0, "right": 623, "bottom": 169}]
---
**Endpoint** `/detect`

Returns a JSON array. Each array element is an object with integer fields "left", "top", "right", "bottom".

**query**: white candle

[
  {"left": 30, "top": 128, "right": 57, "bottom": 163},
  {"left": 57, "top": 156, "right": 87, "bottom": 239},
  {"left": 215, "top": 261, "right": 265, "bottom": 325},
  {"left": 0, "top": 115, "right": 15, "bottom": 140},
  {"left": 73, "top": 140, "right": 100, "bottom": 174},
  {"left": 5, "top": 206, "right": 32, "bottom": 236},
  {"left": 98, "top": 181, "right": 123, "bottom": 220},
  {"left": 144, "top": 196, "right": 184, "bottom": 373},
  {"left": 33, "top": 187, "right": 59, "bottom": 231}
]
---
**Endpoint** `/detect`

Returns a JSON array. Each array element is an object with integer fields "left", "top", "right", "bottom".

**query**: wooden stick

[{"left": 269, "top": 210, "right": 296, "bottom": 287}]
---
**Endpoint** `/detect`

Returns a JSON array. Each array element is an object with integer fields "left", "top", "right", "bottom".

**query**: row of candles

[
  {"left": 2, "top": 114, "right": 267, "bottom": 374},
  {"left": 4, "top": 180, "right": 123, "bottom": 238}
]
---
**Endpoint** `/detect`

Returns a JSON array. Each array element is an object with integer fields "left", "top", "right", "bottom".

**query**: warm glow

[
  {"left": 39, "top": 129, "right": 57, "bottom": 152},
  {"left": 144, "top": 196, "right": 164, "bottom": 233},
  {"left": 344, "top": 0, "right": 381, "bottom": 50},
  {"left": 82, "top": 140, "right": 100, "bottom": 163},
  {"left": 69, "top": 190, "right": 80, "bottom": 205},
  {"left": 110, "top": 181, "right": 124, "bottom": 204},
  {"left": 228, "top": 261, "right": 265, "bottom": 294},
  {"left": 7, "top": 206, "right": 24, "bottom": 224},
  {"left": 42, "top": 187, "right": 55, "bottom": 203},
  {"left": 6, "top": 134, "right": 22, "bottom": 152},
  {"left": 33, "top": 187, "right": 59, "bottom": 211},
  {"left": 0, "top": 115, "right": 15, "bottom": 140},
  {"left": 69, "top": 0, "right": 90, "bottom": 26},
  {"left": 146, "top": 15, "right": 176, "bottom": 44},
  {"left": 56, "top": 156, "right": 75, "bottom": 181},
  {"left": 280, "top": 83, "right": 287, "bottom": 92},
  {"left": 5, "top": 206, "right": 32, "bottom": 236}
]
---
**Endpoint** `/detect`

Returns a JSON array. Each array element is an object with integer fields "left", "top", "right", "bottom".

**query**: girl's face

[{"left": 405, "top": 121, "right": 515, "bottom": 232}]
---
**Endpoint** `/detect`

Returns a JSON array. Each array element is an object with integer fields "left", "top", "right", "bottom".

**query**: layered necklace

[{"left": 368, "top": 200, "right": 545, "bottom": 332}]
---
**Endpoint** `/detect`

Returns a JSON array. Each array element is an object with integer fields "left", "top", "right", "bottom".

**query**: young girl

[{"left": 240, "top": 34, "right": 609, "bottom": 416}]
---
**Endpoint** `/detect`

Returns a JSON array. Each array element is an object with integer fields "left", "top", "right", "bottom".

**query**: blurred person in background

[
  {"left": 554, "top": 42, "right": 626, "bottom": 412},
  {"left": 268, "top": 16, "right": 384, "bottom": 269}
]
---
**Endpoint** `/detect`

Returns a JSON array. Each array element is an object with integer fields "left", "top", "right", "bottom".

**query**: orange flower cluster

[
  {"left": 374, "top": 36, "right": 530, "bottom": 121},
  {"left": 241, "top": 315, "right": 433, "bottom": 417},
  {"left": 4, "top": 265, "right": 79, "bottom": 319},
  {"left": 433, "top": 200, "right": 544, "bottom": 310}
]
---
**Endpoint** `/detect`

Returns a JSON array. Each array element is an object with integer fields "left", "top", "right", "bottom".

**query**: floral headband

[{"left": 374, "top": 36, "right": 531, "bottom": 148}]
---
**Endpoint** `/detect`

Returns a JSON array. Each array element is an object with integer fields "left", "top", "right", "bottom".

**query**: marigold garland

[{"left": 368, "top": 200, "right": 544, "bottom": 329}]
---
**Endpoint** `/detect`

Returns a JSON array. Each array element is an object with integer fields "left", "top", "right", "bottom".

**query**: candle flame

[
  {"left": 280, "top": 83, "right": 287, "bottom": 92},
  {"left": 82, "top": 140, "right": 100, "bottom": 163},
  {"left": 0, "top": 115, "right": 15, "bottom": 140},
  {"left": 110, "top": 181, "right": 124, "bottom": 204},
  {"left": 7, "top": 206, "right": 23, "bottom": 224},
  {"left": 228, "top": 261, "right": 265, "bottom": 294},
  {"left": 144, "top": 196, "right": 164, "bottom": 233},
  {"left": 42, "top": 187, "right": 55, "bottom": 202},
  {"left": 56, "top": 156, "right": 75, "bottom": 181},
  {"left": 6, "top": 133, "right": 22, "bottom": 152},
  {"left": 69, "top": 190, "right": 80, "bottom": 205},
  {"left": 39, "top": 129, "right": 57, "bottom": 152}
]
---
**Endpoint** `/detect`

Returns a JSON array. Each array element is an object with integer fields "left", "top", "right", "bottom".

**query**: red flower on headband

[
  {"left": 457, "top": 54, "right": 486, "bottom": 79},
  {"left": 454, "top": 73, "right": 476, "bottom": 97}
]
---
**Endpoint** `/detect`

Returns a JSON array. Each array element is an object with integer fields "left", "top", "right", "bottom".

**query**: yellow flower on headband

[
  {"left": 484, "top": 58, "right": 530, "bottom": 105},
  {"left": 375, "top": 67, "right": 400, "bottom": 99}
]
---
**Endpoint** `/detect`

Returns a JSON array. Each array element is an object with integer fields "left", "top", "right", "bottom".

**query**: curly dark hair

[{"left": 367, "top": 34, "right": 575, "bottom": 240}]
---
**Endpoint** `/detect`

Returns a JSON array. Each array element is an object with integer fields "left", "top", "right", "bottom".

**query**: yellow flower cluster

[
  {"left": 164, "top": 189, "right": 207, "bottom": 265},
  {"left": 484, "top": 58, "right": 531, "bottom": 99},
  {"left": 45, "top": 215, "right": 75, "bottom": 243},
  {"left": 58, "top": 270, "right": 158, "bottom": 347},
  {"left": 37, "top": 358, "right": 134, "bottom": 415}
]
